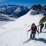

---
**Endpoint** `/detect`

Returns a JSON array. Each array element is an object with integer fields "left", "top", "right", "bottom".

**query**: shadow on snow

[
  {"left": 42, "top": 32, "right": 46, "bottom": 33},
  {"left": 32, "top": 38, "right": 46, "bottom": 43},
  {"left": 23, "top": 38, "right": 46, "bottom": 43}
]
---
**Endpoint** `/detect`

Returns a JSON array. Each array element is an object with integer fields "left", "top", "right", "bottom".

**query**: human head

[{"left": 32, "top": 23, "right": 36, "bottom": 27}]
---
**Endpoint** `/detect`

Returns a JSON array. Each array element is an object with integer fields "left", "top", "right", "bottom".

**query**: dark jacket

[{"left": 30, "top": 26, "right": 38, "bottom": 34}]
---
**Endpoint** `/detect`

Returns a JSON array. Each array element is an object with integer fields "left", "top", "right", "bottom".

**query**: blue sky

[{"left": 0, "top": 0, "right": 46, "bottom": 6}]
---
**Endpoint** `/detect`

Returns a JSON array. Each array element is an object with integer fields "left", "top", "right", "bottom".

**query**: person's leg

[
  {"left": 30, "top": 32, "right": 33, "bottom": 39},
  {"left": 40, "top": 27, "right": 42, "bottom": 33},
  {"left": 33, "top": 33, "right": 35, "bottom": 38}
]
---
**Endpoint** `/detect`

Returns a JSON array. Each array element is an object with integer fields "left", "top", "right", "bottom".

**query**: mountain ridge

[{"left": 0, "top": 4, "right": 46, "bottom": 21}]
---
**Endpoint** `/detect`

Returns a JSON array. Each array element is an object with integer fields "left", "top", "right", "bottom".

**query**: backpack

[{"left": 41, "top": 23, "right": 44, "bottom": 27}]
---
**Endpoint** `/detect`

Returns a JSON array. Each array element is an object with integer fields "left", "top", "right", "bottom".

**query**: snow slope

[
  {"left": 0, "top": 9, "right": 46, "bottom": 46},
  {"left": 0, "top": 14, "right": 16, "bottom": 21},
  {"left": 0, "top": 21, "right": 11, "bottom": 26}
]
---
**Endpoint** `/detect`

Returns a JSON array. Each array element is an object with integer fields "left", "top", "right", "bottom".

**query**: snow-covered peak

[
  {"left": 25, "top": 9, "right": 36, "bottom": 15},
  {"left": 1, "top": 7, "right": 5, "bottom": 10},
  {"left": 14, "top": 8, "right": 21, "bottom": 13},
  {"left": 0, "top": 5, "right": 31, "bottom": 18},
  {"left": 0, "top": 7, "right": 6, "bottom": 11}
]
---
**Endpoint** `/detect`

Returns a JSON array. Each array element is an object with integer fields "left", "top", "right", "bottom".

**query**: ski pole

[
  {"left": 37, "top": 26, "right": 39, "bottom": 42},
  {"left": 38, "top": 33, "right": 39, "bottom": 43},
  {"left": 38, "top": 33, "right": 39, "bottom": 39},
  {"left": 27, "top": 31, "right": 28, "bottom": 39}
]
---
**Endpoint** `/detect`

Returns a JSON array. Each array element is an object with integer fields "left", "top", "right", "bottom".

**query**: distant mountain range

[
  {"left": 0, "top": 5, "right": 31, "bottom": 18},
  {"left": 31, "top": 4, "right": 46, "bottom": 16},
  {"left": 0, "top": 4, "right": 46, "bottom": 21}
]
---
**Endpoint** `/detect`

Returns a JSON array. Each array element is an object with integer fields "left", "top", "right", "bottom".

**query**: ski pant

[
  {"left": 30, "top": 31, "right": 36, "bottom": 38},
  {"left": 40, "top": 27, "right": 43, "bottom": 33}
]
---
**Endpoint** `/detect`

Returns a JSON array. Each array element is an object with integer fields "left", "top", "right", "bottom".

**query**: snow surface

[
  {"left": 0, "top": 9, "right": 46, "bottom": 46},
  {"left": 0, "top": 14, "right": 17, "bottom": 21},
  {"left": 0, "top": 21, "right": 11, "bottom": 26}
]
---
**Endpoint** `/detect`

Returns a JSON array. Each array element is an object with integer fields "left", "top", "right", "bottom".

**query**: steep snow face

[
  {"left": 1, "top": 9, "right": 44, "bottom": 29},
  {"left": 0, "top": 9, "right": 45, "bottom": 46}
]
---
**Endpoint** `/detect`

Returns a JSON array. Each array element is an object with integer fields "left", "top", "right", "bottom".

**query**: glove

[{"left": 28, "top": 30, "right": 30, "bottom": 32}]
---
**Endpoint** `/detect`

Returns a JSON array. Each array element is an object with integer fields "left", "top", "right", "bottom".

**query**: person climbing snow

[
  {"left": 38, "top": 23, "right": 44, "bottom": 33},
  {"left": 28, "top": 23, "right": 39, "bottom": 39}
]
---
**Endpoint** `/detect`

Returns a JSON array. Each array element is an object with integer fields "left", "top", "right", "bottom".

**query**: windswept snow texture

[{"left": 0, "top": 9, "right": 46, "bottom": 46}]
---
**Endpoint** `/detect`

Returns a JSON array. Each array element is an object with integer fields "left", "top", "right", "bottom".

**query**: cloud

[{"left": 0, "top": 0, "right": 7, "bottom": 2}]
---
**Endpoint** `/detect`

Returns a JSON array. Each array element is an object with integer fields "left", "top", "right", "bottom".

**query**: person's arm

[
  {"left": 37, "top": 24, "right": 40, "bottom": 27},
  {"left": 28, "top": 27, "right": 32, "bottom": 32},
  {"left": 28, "top": 29, "right": 31, "bottom": 32}
]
